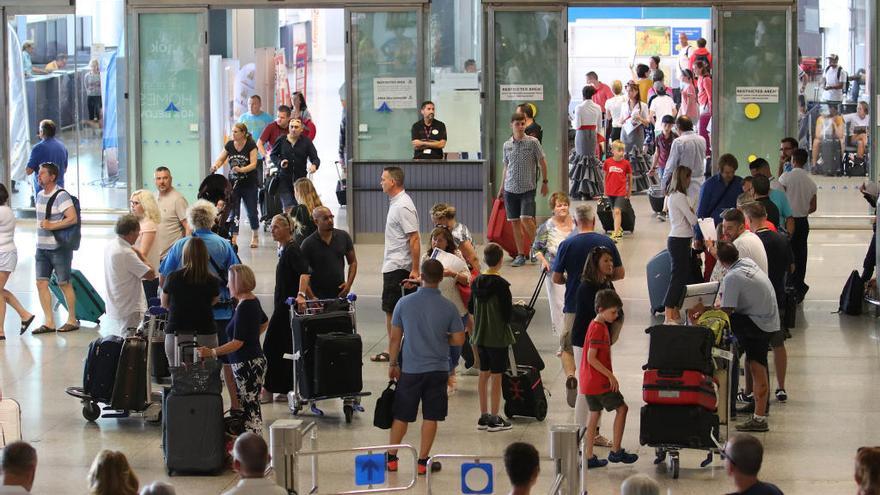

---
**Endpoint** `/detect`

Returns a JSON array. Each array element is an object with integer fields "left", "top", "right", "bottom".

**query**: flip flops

[
  {"left": 19, "top": 315, "right": 35, "bottom": 335},
  {"left": 370, "top": 352, "right": 390, "bottom": 362}
]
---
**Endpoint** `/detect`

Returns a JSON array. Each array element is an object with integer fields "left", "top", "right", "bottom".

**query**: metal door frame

[{"left": 128, "top": 6, "right": 210, "bottom": 191}]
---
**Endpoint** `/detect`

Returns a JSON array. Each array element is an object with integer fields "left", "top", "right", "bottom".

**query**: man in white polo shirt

[{"left": 104, "top": 214, "right": 157, "bottom": 335}]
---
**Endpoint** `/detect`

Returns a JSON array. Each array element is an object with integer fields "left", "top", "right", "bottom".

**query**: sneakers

[
  {"left": 776, "top": 388, "right": 788, "bottom": 402},
  {"left": 586, "top": 455, "right": 608, "bottom": 469},
  {"left": 511, "top": 255, "right": 527, "bottom": 267},
  {"left": 736, "top": 391, "right": 754, "bottom": 404},
  {"left": 608, "top": 449, "right": 639, "bottom": 464},
  {"left": 417, "top": 458, "right": 441, "bottom": 475},
  {"left": 476, "top": 413, "right": 491, "bottom": 430},
  {"left": 565, "top": 376, "right": 578, "bottom": 408},
  {"left": 529, "top": 252, "right": 538, "bottom": 264},
  {"left": 486, "top": 415, "right": 512, "bottom": 432},
  {"left": 610, "top": 229, "right": 623, "bottom": 242},
  {"left": 386, "top": 453, "right": 399, "bottom": 472},
  {"left": 736, "top": 417, "right": 769, "bottom": 432}
]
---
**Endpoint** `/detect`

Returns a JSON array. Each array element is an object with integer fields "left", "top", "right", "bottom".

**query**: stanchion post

[{"left": 548, "top": 424, "right": 581, "bottom": 495}]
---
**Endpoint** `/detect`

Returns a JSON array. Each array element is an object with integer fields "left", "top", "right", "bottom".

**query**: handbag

[
  {"left": 170, "top": 359, "right": 223, "bottom": 395},
  {"left": 373, "top": 381, "right": 396, "bottom": 429}
]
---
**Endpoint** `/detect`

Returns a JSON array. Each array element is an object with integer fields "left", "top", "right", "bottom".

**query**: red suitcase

[
  {"left": 642, "top": 369, "right": 717, "bottom": 411},
  {"left": 487, "top": 197, "right": 532, "bottom": 258}
]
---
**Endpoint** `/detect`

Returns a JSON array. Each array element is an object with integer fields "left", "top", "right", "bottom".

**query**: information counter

[{"left": 348, "top": 160, "right": 488, "bottom": 244}]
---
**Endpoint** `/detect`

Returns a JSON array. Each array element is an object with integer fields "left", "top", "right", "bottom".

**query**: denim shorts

[
  {"left": 35, "top": 248, "right": 73, "bottom": 284},
  {"left": 504, "top": 189, "right": 536, "bottom": 220}
]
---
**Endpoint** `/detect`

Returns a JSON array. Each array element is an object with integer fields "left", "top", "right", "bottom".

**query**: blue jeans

[{"left": 228, "top": 182, "right": 259, "bottom": 233}]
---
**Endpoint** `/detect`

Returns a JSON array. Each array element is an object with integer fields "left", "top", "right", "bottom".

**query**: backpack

[
  {"left": 824, "top": 66, "right": 849, "bottom": 95},
  {"left": 694, "top": 51, "right": 711, "bottom": 69},
  {"left": 838, "top": 270, "right": 864, "bottom": 315},
  {"left": 696, "top": 309, "right": 730, "bottom": 346},
  {"left": 45, "top": 188, "right": 81, "bottom": 251}
]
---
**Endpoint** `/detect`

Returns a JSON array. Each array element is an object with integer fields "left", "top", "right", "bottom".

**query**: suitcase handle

[{"left": 527, "top": 269, "right": 547, "bottom": 310}]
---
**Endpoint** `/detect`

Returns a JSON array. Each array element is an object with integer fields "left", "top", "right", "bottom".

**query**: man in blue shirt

[
  {"left": 238, "top": 95, "right": 274, "bottom": 183},
  {"left": 386, "top": 259, "right": 465, "bottom": 476},
  {"left": 696, "top": 154, "right": 743, "bottom": 278},
  {"left": 25, "top": 120, "right": 67, "bottom": 199},
  {"left": 551, "top": 204, "right": 624, "bottom": 408}
]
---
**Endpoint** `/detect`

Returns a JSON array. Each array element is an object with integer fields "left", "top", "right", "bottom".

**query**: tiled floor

[{"left": 0, "top": 194, "right": 876, "bottom": 494}]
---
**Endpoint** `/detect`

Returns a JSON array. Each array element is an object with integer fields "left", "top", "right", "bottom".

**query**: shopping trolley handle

[
  {"left": 285, "top": 293, "right": 357, "bottom": 306},
  {"left": 148, "top": 297, "right": 161, "bottom": 307},
  {"left": 148, "top": 305, "right": 168, "bottom": 316}
]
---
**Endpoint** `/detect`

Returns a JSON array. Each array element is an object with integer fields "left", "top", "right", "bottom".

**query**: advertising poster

[
  {"left": 672, "top": 27, "right": 703, "bottom": 55},
  {"left": 635, "top": 26, "right": 671, "bottom": 56}
]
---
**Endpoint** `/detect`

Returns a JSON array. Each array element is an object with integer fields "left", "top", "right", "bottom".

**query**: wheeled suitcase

[
  {"left": 0, "top": 398, "right": 22, "bottom": 446},
  {"left": 487, "top": 197, "right": 532, "bottom": 258},
  {"left": 508, "top": 270, "right": 546, "bottom": 371},
  {"left": 646, "top": 250, "right": 672, "bottom": 314},
  {"left": 816, "top": 139, "right": 842, "bottom": 176},
  {"left": 643, "top": 369, "right": 717, "bottom": 411},
  {"left": 312, "top": 332, "right": 363, "bottom": 397},
  {"left": 162, "top": 388, "right": 225, "bottom": 476},
  {"left": 259, "top": 173, "right": 283, "bottom": 231},
  {"left": 782, "top": 286, "right": 797, "bottom": 329},
  {"left": 648, "top": 184, "right": 665, "bottom": 213},
  {"left": 640, "top": 404, "right": 719, "bottom": 449},
  {"left": 644, "top": 325, "right": 715, "bottom": 375},
  {"left": 50, "top": 269, "right": 106, "bottom": 324},
  {"left": 502, "top": 349, "right": 547, "bottom": 421},
  {"left": 597, "top": 197, "right": 635, "bottom": 233},
  {"left": 292, "top": 308, "right": 356, "bottom": 400},
  {"left": 83, "top": 334, "right": 124, "bottom": 403},
  {"left": 110, "top": 335, "right": 149, "bottom": 411}
]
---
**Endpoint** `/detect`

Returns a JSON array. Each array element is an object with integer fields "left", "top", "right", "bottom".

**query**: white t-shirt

[
  {"left": 667, "top": 191, "right": 697, "bottom": 238},
  {"left": 720, "top": 257, "right": 780, "bottom": 333},
  {"left": 844, "top": 112, "right": 869, "bottom": 130},
  {"left": 778, "top": 167, "right": 818, "bottom": 217},
  {"left": 649, "top": 95, "right": 677, "bottom": 124},
  {"left": 0, "top": 205, "right": 16, "bottom": 252},
  {"left": 382, "top": 191, "right": 419, "bottom": 273},
  {"left": 711, "top": 230, "right": 768, "bottom": 281},
  {"left": 104, "top": 236, "right": 151, "bottom": 320},
  {"left": 575, "top": 99, "right": 602, "bottom": 129},
  {"left": 606, "top": 94, "right": 627, "bottom": 128},
  {"left": 822, "top": 66, "right": 848, "bottom": 102}
]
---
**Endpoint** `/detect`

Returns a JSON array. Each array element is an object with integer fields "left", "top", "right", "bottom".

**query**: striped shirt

[{"left": 35, "top": 187, "right": 73, "bottom": 250}]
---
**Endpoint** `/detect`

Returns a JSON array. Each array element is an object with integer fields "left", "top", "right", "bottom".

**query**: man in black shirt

[
  {"left": 750, "top": 175, "right": 781, "bottom": 228},
  {"left": 411, "top": 101, "right": 447, "bottom": 160},
  {"left": 296, "top": 206, "right": 358, "bottom": 307},
  {"left": 722, "top": 434, "right": 784, "bottom": 495},
  {"left": 269, "top": 118, "right": 320, "bottom": 213}
]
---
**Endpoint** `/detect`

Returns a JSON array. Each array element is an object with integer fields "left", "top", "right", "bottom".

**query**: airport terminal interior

[{"left": 0, "top": 0, "right": 879, "bottom": 494}]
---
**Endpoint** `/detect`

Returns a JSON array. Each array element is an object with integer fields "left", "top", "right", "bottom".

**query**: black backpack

[
  {"left": 839, "top": 270, "right": 864, "bottom": 315},
  {"left": 694, "top": 52, "right": 711, "bottom": 69}
]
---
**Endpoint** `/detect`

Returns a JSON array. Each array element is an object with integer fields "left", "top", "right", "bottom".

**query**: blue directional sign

[
  {"left": 461, "top": 462, "right": 493, "bottom": 494},
  {"left": 355, "top": 454, "right": 385, "bottom": 486}
]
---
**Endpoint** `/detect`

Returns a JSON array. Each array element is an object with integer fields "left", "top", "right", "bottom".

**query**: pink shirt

[
  {"left": 697, "top": 76, "right": 712, "bottom": 114},
  {"left": 681, "top": 83, "right": 699, "bottom": 121},
  {"left": 591, "top": 82, "right": 615, "bottom": 113}
]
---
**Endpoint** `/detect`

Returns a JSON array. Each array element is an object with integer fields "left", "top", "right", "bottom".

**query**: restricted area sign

[
  {"left": 461, "top": 462, "right": 493, "bottom": 494},
  {"left": 354, "top": 453, "right": 385, "bottom": 486}
]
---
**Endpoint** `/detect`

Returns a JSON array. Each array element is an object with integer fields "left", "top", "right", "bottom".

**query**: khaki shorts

[
  {"left": 560, "top": 312, "right": 576, "bottom": 353},
  {"left": 586, "top": 391, "right": 625, "bottom": 412}
]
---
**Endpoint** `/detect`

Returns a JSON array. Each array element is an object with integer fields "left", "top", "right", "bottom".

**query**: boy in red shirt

[
  {"left": 603, "top": 140, "right": 633, "bottom": 242},
  {"left": 580, "top": 289, "right": 638, "bottom": 468}
]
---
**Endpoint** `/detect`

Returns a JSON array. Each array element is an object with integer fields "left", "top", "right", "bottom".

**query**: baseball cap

[{"left": 827, "top": 53, "right": 839, "bottom": 62}]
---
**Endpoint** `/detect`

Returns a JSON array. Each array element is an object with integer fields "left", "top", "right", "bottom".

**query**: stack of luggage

[{"left": 501, "top": 271, "right": 548, "bottom": 421}]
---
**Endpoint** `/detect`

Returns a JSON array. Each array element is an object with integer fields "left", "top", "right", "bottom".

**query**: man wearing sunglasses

[{"left": 722, "top": 434, "right": 783, "bottom": 494}]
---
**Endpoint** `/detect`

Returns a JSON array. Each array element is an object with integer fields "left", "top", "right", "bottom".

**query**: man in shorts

[
  {"left": 500, "top": 112, "right": 548, "bottom": 267},
  {"left": 386, "top": 259, "right": 465, "bottom": 475},
  {"left": 31, "top": 162, "right": 79, "bottom": 335},
  {"left": 372, "top": 166, "right": 420, "bottom": 363}
]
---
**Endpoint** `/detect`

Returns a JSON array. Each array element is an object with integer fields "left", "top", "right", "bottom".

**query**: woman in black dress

[{"left": 261, "top": 213, "right": 309, "bottom": 402}]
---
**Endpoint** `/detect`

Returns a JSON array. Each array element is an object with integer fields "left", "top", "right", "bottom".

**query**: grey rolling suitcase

[
  {"left": 646, "top": 250, "right": 672, "bottom": 314},
  {"left": 162, "top": 388, "right": 225, "bottom": 476}
]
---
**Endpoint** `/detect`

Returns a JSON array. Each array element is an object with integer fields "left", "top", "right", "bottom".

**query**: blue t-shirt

[
  {"left": 27, "top": 137, "right": 68, "bottom": 195},
  {"left": 225, "top": 298, "right": 268, "bottom": 364},
  {"left": 391, "top": 287, "right": 464, "bottom": 374},
  {"left": 552, "top": 232, "right": 622, "bottom": 313},
  {"left": 238, "top": 111, "right": 274, "bottom": 158},
  {"left": 159, "top": 229, "right": 241, "bottom": 320}
]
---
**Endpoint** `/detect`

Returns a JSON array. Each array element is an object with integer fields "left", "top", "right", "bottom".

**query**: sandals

[
  {"left": 31, "top": 325, "right": 56, "bottom": 335},
  {"left": 58, "top": 322, "right": 80, "bottom": 333},
  {"left": 19, "top": 315, "right": 35, "bottom": 335},
  {"left": 594, "top": 434, "right": 614, "bottom": 448},
  {"left": 250, "top": 234, "right": 259, "bottom": 248},
  {"left": 370, "top": 352, "right": 390, "bottom": 362}
]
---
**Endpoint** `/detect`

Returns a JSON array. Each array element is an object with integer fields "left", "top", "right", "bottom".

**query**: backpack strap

[{"left": 44, "top": 188, "right": 65, "bottom": 221}]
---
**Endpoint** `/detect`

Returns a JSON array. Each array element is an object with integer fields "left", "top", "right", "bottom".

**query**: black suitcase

[
  {"left": 782, "top": 287, "right": 797, "bottom": 329},
  {"left": 110, "top": 336, "right": 149, "bottom": 411},
  {"left": 293, "top": 309, "right": 355, "bottom": 399},
  {"left": 162, "top": 389, "right": 225, "bottom": 476},
  {"left": 597, "top": 197, "right": 635, "bottom": 233},
  {"left": 152, "top": 341, "right": 170, "bottom": 380},
  {"left": 259, "top": 174, "right": 283, "bottom": 231},
  {"left": 313, "top": 332, "right": 363, "bottom": 397},
  {"left": 817, "top": 139, "right": 842, "bottom": 176},
  {"left": 639, "top": 404, "right": 719, "bottom": 449},
  {"left": 645, "top": 325, "right": 714, "bottom": 375},
  {"left": 83, "top": 335, "right": 124, "bottom": 403},
  {"left": 648, "top": 184, "right": 665, "bottom": 213},
  {"left": 502, "top": 364, "right": 547, "bottom": 421},
  {"left": 508, "top": 270, "right": 546, "bottom": 371}
]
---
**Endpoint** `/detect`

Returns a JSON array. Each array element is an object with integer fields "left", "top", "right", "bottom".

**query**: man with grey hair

[
  {"left": 551, "top": 204, "right": 624, "bottom": 421},
  {"left": 139, "top": 481, "right": 177, "bottom": 495},
  {"left": 104, "top": 214, "right": 157, "bottom": 335},
  {"left": 0, "top": 441, "right": 37, "bottom": 493},
  {"left": 221, "top": 433, "right": 287, "bottom": 494},
  {"left": 620, "top": 473, "right": 660, "bottom": 495}
]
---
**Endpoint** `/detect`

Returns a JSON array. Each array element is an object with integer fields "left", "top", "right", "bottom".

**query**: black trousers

[
  {"left": 663, "top": 236, "right": 692, "bottom": 308},
  {"left": 789, "top": 217, "right": 810, "bottom": 296},
  {"left": 863, "top": 232, "right": 876, "bottom": 283}
]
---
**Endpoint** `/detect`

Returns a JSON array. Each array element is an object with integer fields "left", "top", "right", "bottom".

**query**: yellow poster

[{"left": 635, "top": 27, "right": 671, "bottom": 56}]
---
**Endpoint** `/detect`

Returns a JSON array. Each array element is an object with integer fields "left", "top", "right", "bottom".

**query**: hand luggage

[
  {"left": 502, "top": 349, "right": 547, "bottom": 421},
  {"left": 839, "top": 270, "right": 865, "bottom": 316},
  {"left": 597, "top": 197, "right": 635, "bottom": 233},
  {"left": 0, "top": 398, "right": 21, "bottom": 446},
  {"left": 292, "top": 310, "right": 355, "bottom": 400},
  {"left": 83, "top": 334, "right": 124, "bottom": 402},
  {"left": 110, "top": 335, "right": 149, "bottom": 411},
  {"left": 487, "top": 197, "right": 532, "bottom": 258},
  {"left": 50, "top": 269, "right": 105, "bottom": 324},
  {"left": 646, "top": 250, "right": 672, "bottom": 314},
  {"left": 373, "top": 381, "right": 396, "bottom": 430},
  {"left": 640, "top": 404, "right": 720, "bottom": 449},
  {"left": 648, "top": 184, "right": 665, "bottom": 213},
  {"left": 259, "top": 173, "right": 283, "bottom": 231},
  {"left": 335, "top": 161, "right": 347, "bottom": 206},
  {"left": 162, "top": 388, "right": 225, "bottom": 476},
  {"left": 782, "top": 286, "right": 798, "bottom": 328},
  {"left": 817, "top": 139, "right": 842, "bottom": 176},
  {"left": 508, "top": 270, "right": 546, "bottom": 371},
  {"left": 643, "top": 369, "right": 717, "bottom": 411},
  {"left": 312, "top": 332, "right": 363, "bottom": 397},
  {"left": 644, "top": 324, "right": 715, "bottom": 375}
]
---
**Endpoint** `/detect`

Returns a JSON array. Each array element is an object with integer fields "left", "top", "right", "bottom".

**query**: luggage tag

[{"left": 711, "top": 347, "right": 734, "bottom": 362}]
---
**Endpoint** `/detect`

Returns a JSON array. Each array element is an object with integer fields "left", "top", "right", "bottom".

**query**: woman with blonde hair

[
  {"left": 532, "top": 192, "right": 574, "bottom": 337},
  {"left": 292, "top": 177, "right": 323, "bottom": 244},
  {"left": 87, "top": 450, "right": 139, "bottom": 495},
  {"left": 198, "top": 264, "right": 269, "bottom": 434},
  {"left": 210, "top": 122, "right": 260, "bottom": 248},
  {"left": 130, "top": 189, "right": 162, "bottom": 298},
  {"left": 430, "top": 202, "right": 480, "bottom": 270}
]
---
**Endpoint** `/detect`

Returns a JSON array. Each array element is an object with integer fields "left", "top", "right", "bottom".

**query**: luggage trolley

[{"left": 286, "top": 293, "right": 370, "bottom": 423}]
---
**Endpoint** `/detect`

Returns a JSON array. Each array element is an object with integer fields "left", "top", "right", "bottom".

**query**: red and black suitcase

[{"left": 642, "top": 369, "right": 717, "bottom": 411}]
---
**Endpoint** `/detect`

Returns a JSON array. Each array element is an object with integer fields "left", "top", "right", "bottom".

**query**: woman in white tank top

[{"left": 0, "top": 184, "right": 35, "bottom": 339}]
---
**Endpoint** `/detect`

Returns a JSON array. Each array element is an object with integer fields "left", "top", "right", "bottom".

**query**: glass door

[
  {"left": 487, "top": 6, "right": 566, "bottom": 218},
  {"left": 346, "top": 7, "right": 424, "bottom": 160},
  {"left": 131, "top": 9, "right": 208, "bottom": 201}
]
